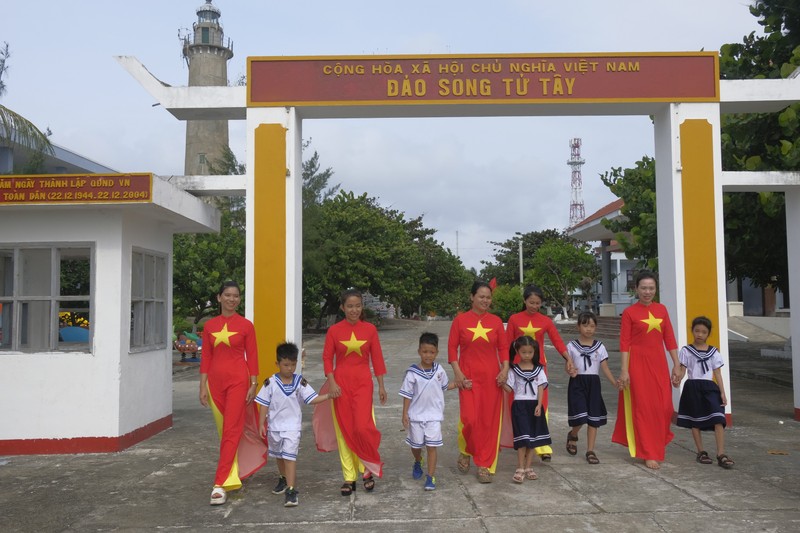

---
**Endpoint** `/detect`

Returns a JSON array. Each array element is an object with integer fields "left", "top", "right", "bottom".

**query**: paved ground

[{"left": 2, "top": 320, "right": 798, "bottom": 532}]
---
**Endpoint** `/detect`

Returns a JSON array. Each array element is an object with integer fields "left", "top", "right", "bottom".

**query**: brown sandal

[
  {"left": 566, "top": 432, "right": 578, "bottom": 455},
  {"left": 476, "top": 467, "right": 492, "bottom": 483},
  {"left": 340, "top": 481, "right": 356, "bottom": 496},
  {"left": 717, "top": 454, "right": 734, "bottom": 469},
  {"left": 363, "top": 472, "right": 376, "bottom": 492},
  {"left": 457, "top": 453, "right": 471, "bottom": 474},
  {"left": 585, "top": 451, "right": 600, "bottom": 464},
  {"left": 696, "top": 451, "right": 713, "bottom": 464}
]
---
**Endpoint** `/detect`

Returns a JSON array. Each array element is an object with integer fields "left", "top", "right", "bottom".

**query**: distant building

[
  {"left": 568, "top": 198, "right": 786, "bottom": 317},
  {"left": 0, "top": 131, "right": 117, "bottom": 174},
  {"left": 181, "top": 0, "right": 233, "bottom": 175}
]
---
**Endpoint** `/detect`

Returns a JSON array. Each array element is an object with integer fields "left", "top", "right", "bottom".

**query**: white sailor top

[
  {"left": 255, "top": 373, "right": 318, "bottom": 431},
  {"left": 506, "top": 365, "right": 548, "bottom": 401},
  {"left": 679, "top": 345, "right": 724, "bottom": 381},
  {"left": 399, "top": 363, "right": 449, "bottom": 422},
  {"left": 566, "top": 339, "right": 609, "bottom": 376}
]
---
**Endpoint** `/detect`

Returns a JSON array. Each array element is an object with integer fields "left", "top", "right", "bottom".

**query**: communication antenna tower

[{"left": 568, "top": 138, "right": 586, "bottom": 228}]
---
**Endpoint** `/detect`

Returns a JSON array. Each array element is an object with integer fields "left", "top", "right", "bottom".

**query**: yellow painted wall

[
  {"left": 253, "top": 124, "right": 287, "bottom": 378},
  {"left": 680, "top": 119, "right": 720, "bottom": 346}
]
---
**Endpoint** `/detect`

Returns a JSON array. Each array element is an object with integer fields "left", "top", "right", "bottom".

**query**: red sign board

[
  {"left": 248, "top": 53, "right": 719, "bottom": 107},
  {"left": 0, "top": 173, "right": 153, "bottom": 205}
]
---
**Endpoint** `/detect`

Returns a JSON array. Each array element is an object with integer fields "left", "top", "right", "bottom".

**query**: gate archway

[{"left": 121, "top": 51, "right": 800, "bottom": 420}]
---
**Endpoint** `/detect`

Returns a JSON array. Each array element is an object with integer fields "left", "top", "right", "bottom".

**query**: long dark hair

[
  {"left": 471, "top": 280, "right": 492, "bottom": 295},
  {"left": 216, "top": 280, "right": 240, "bottom": 298},
  {"left": 339, "top": 288, "right": 366, "bottom": 321},
  {"left": 521, "top": 284, "right": 544, "bottom": 312}
]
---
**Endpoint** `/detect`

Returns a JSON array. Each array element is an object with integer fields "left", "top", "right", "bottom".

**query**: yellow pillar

[
  {"left": 680, "top": 119, "right": 720, "bottom": 348},
  {"left": 253, "top": 124, "right": 286, "bottom": 379}
]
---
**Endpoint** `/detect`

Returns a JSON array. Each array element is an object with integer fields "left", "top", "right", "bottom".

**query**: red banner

[
  {"left": 0, "top": 173, "right": 152, "bottom": 205},
  {"left": 248, "top": 53, "right": 719, "bottom": 107}
]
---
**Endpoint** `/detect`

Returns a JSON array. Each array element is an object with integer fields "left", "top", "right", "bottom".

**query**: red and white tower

[{"left": 568, "top": 138, "right": 586, "bottom": 228}]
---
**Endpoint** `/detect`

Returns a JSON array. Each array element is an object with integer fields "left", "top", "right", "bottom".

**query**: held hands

[
  {"left": 617, "top": 370, "right": 630, "bottom": 390},
  {"left": 565, "top": 359, "right": 578, "bottom": 378},
  {"left": 327, "top": 377, "right": 341, "bottom": 399},
  {"left": 246, "top": 383, "right": 258, "bottom": 404},
  {"left": 670, "top": 367, "right": 684, "bottom": 388},
  {"left": 495, "top": 368, "right": 509, "bottom": 387}
]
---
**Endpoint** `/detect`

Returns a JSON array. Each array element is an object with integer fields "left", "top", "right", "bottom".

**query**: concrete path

[{"left": 2, "top": 320, "right": 798, "bottom": 532}]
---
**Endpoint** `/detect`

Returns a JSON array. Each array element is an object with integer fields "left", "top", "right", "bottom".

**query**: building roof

[
  {"left": 567, "top": 198, "right": 625, "bottom": 242},
  {"left": 3, "top": 132, "right": 118, "bottom": 174}
]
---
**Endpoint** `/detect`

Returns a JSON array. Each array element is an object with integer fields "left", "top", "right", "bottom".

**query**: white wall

[
  {"left": 118, "top": 212, "right": 173, "bottom": 435},
  {"left": 0, "top": 209, "right": 125, "bottom": 439}
]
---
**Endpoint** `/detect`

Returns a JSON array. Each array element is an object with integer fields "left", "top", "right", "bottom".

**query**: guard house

[{"left": 0, "top": 139, "right": 218, "bottom": 454}]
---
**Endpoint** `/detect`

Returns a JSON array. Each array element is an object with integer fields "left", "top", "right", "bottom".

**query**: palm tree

[{"left": 0, "top": 42, "right": 52, "bottom": 155}]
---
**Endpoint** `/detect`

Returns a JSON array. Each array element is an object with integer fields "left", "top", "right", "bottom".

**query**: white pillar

[
  {"left": 786, "top": 188, "right": 800, "bottom": 420},
  {"left": 653, "top": 102, "right": 731, "bottom": 418}
]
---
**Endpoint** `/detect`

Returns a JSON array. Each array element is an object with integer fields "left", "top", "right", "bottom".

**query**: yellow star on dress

[
  {"left": 212, "top": 323, "right": 238, "bottom": 347},
  {"left": 340, "top": 332, "right": 367, "bottom": 356},
  {"left": 467, "top": 320, "right": 492, "bottom": 342},
  {"left": 518, "top": 321, "right": 542, "bottom": 339},
  {"left": 640, "top": 311, "right": 663, "bottom": 333}
]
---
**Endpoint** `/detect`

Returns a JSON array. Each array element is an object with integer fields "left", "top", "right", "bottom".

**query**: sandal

[
  {"left": 525, "top": 468, "right": 538, "bottom": 480},
  {"left": 512, "top": 468, "right": 525, "bottom": 483},
  {"left": 566, "top": 432, "right": 578, "bottom": 456},
  {"left": 696, "top": 451, "right": 713, "bottom": 465},
  {"left": 540, "top": 453, "right": 552, "bottom": 462},
  {"left": 209, "top": 486, "right": 226, "bottom": 506},
  {"left": 457, "top": 453, "right": 471, "bottom": 474},
  {"left": 717, "top": 454, "right": 735, "bottom": 469},
  {"left": 363, "top": 472, "right": 376, "bottom": 492},
  {"left": 340, "top": 481, "right": 356, "bottom": 496},
  {"left": 585, "top": 451, "right": 600, "bottom": 465},
  {"left": 476, "top": 467, "right": 492, "bottom": 483}
]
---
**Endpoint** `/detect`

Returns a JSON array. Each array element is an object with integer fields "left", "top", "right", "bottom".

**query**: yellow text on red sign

[
  {"left": 248, "top": 52, "right": 719, "bottom": 107},
  {"left": 0, "top": 173, "right": 153, "bottom": 205}
]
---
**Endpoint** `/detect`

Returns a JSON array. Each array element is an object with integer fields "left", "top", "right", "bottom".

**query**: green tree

[
  {"left": 312, "top": 191, "right": 426, "bottom": 321},
  {"left": 717, "top": 0, "right": 798, "bottom": 295},
  {"left": 526, "top": 238, "right": 599, "bottom": 315},
  {"left": 302, "top": 148, "right": 341, "bottom": 322},
  {"left": 0, "top": 42, "right": 52, "bottom": 157},
  {"left": 490, "top": 283, "right": 522, "bottom": 322},
  {"left": 480, "top": 229, "right": 564, "bottom": 284},
  {"left": 172, "top": 146, "right": 246, "bottom": 329},
  {"left": 398, "top": 215, "right": 473, "bottom": 317},
  {"left": 599, "top": 156, "right": 658, "bottom": 270}
]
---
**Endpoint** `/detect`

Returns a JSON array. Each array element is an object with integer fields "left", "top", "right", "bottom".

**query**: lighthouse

[{"left": 182, "top": 0, "right": 233, "bottom": 175}]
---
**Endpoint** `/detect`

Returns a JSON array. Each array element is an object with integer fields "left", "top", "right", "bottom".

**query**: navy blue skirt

[
  {"left": 567, "top": 374, "right": 608, "bottom": 428},
  {"left": 677, "top": 379, "right": 726, "bottom": 430},
  {"left": 511, "top": 399, "right": 552, "bottom": 449}
]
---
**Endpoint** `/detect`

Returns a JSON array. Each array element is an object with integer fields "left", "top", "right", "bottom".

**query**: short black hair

[
  {"left": 577, "top": 311, "right": 597, "bottom": 326},
  {"left": 691, "top": 316, "right": 713, "bottom": 333},
  {"left": 276, "top": 342, "right": 299, "bottom": 362},
  {"left": 419, "top": 332, "right": 438, "bottom": 348},
  {"left": 634, "top": 270, "right": 658, "bottom": 288}
]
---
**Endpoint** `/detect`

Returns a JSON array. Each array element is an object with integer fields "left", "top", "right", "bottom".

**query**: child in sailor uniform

[
  {"left": 565, "top": 311, "right": 619, "bottom": 464},
  {"left": 256, "top": 342, "right": 330, "bottom": 506},
  {"left": 676, "top": 316, "right": 734, "bottom": 468},
  {"left": 503, "top": 335, "right": 551, "bottom": 483},
  {"left": 400, "top": 332, "right": 457, "bottom": 491}
]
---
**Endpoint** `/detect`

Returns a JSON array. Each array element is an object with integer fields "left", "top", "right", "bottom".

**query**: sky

[{"left": 1, "top": 1, "right": 763, "bottom": 271}]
